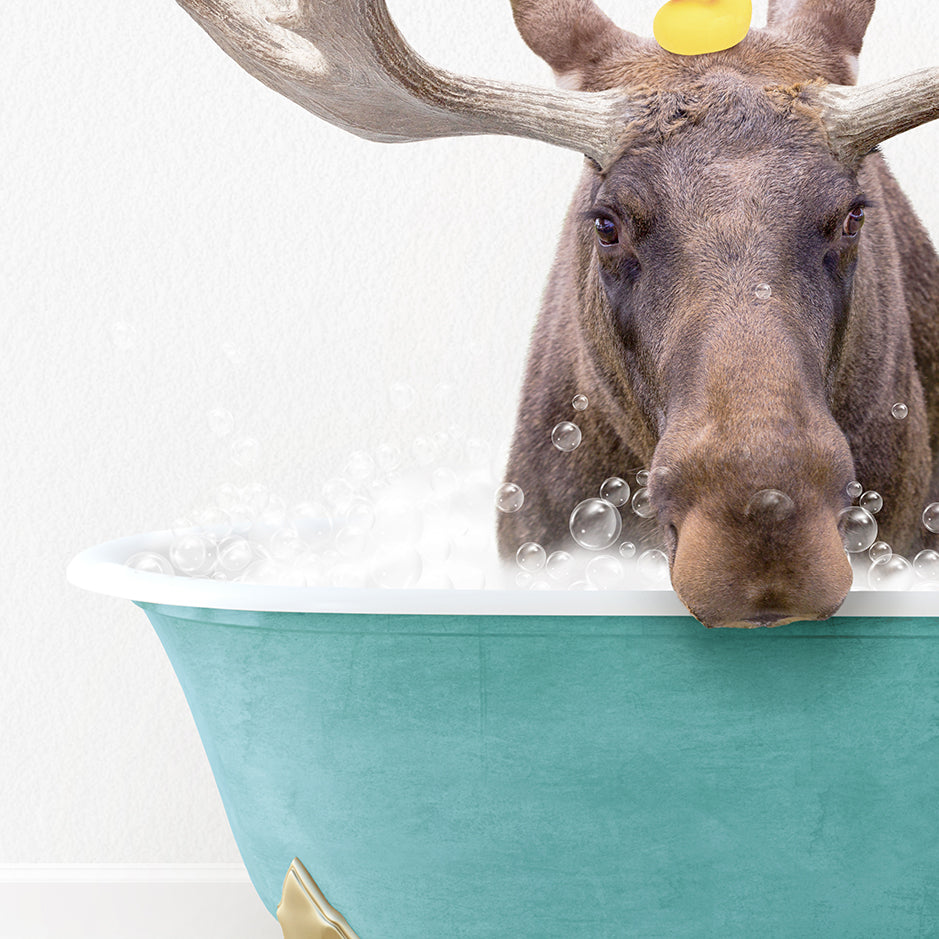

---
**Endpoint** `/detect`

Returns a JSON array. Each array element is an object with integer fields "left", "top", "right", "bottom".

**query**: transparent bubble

[
  {"left": 389, "top": 381, "right": 415, "bottom": 413},
  {"left": 210, "top": 571, "right": 229, "bottom": 582},
  {"left": 530, "top": 580, "right": 551, "bottom": 591},
  {"left": 545, "top": 550, "right": 577, "bottom": 585},
  {"left": 495, "top": 482, "right": 525, "bottom": 514},
  {"left": 516, "top": 542, "right": 547, "bottom": 572},
  {"left": 242, "top": 558, "right": 280, "bottom": 585},
  {"left": 913, "top": 549, "right": 939, "bottom": 582},
  {"left": 227, "top": 503, "right": 254, "bottom": 534},
  {"left": 572, "top": 394, "right": 589, "bottom": 411},
  {"left": 217, "top": 536, "right": 254, "bottom": 573},
  {"left": 923, "top": 503, "right": 939, "bottom": 534},
  {"left": 269, "top": 527, "right": 308, "bottom": 563},
  {"left": 891, "top": 402, "right": 909, "bottom": 420},
  {"left": 345, "top": 497, "right": 376, "bottom": 532},
  {"left": 371, "top": 544, "right": 422, "bottom": 588},
  {"left": 192, "top": 506, "right": 233, "bottom": 538},
  {"left": 322, "top": 477, "right": 356, "bottom": 513},
  {"left": 868, "top": 554, "right": 914, "bottom": 591},
  {"left": 637, "top": 548, "right": 670, "bottom": 583},
  {"left": 344, "top": 450, "right": 376, "bottom": 482},
  {"left": 418, "top": 569, "right": 455, "bottom": 590},
  {"left": 868, "top": 541, "right": 892, "bottom": 563},
  {"left": 618, "top": 541, "right": 637, "bottom": 560},
  {"left": 126, "top": 551, "right": 173, "bottom": 575},
  {"left": 108, "top": 321, "right": 136, "bottom": 350},
  {"left": 170, "top": 533, "right": 213, "bottom": 574},
  {"left": 289, "top": 502, "right": 332, "bottom": 550},
  {"left": 631, "top": 487, "right": 655, "bottom": 518},
  {"left": 230, "top": 435, "right": 260, "bottom": 467},
  {"left": 294, "top": 554, "right": 325, "bottom": 588},
  {"left": 846, "top": 480, "right": 864, "bottom": 500},
  {"left": 464, "top": 437, "right": 491, "bottom": 467},
  {"left": 207, "top": 408, "right": 235, "bottom": 437},
  {"left": 551, "top": 422, "right": 582, "bottom": 452},
  {"left": 585, "top": 554, "right": 624, "bottom": 590},
  {"left": 859, "top": 490, "right": 883, "bottom": 515},
  {"left": 837, "top": 506, "right": 878, "bottom": 553},
  {"left": 570, "top": 498, "right": 623, "bottom": 550},
  {"left": 745, "top": 489, "right": 795, "bottom": 523},
  {"left": 515, "top": 570, "right": 534, "bottom": 589},
  {"left": 636, "top": 470, "right": 650, "bottom": 486},
  {"left": 754, "top": 283, "right": 772, "bottom": 301},
  {"left": 599, "top": 476, "right": 630, "bottom": 508},
  {"left": 375, "top": 443, "right": 402, "bottom": 473}
]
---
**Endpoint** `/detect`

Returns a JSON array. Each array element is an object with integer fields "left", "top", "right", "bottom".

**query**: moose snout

[{"left": 666, "top": 499, "right": 853, "bottom": 629}]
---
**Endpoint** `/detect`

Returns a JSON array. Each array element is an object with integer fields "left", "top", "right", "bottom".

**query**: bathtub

[{"left": 69, "top": 531, "right": 939, "bottom": 938}]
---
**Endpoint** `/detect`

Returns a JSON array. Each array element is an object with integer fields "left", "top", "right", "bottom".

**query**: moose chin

[{"left": 173, "top": 0, "right": 938, "bottom": 627}]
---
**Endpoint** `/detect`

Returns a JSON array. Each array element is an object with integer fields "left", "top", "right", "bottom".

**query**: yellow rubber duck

[{"left": 653, "top": 0, "right": 753, "bottom": 56}]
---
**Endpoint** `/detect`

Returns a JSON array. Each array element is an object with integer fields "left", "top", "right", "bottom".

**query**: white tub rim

[{"left": 67, "top": 531, "right": 939, "bottom": 618}]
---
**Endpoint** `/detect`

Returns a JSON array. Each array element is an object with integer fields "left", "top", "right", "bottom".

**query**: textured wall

[{"left": 1, "top": 0, "right": 936, "bottom": 863}]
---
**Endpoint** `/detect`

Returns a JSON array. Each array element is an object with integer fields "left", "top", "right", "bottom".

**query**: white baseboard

[{"left": 0, "top": 866, "right": 282, "bottom": 939}]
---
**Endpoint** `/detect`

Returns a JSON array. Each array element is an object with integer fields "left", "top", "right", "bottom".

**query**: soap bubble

[
  {"left": 126, "top": 552, "right": 173, "bottom": 575},
  {"left": 545, "top": 550, "right": 577, "bottom": 585},
  {"left": 913, "top": 549, "right": 939, "bottom": 582},
  {"left": 570, "top": 498, "right": 623, "bottom": 550},
  {"left": 322, "top": 477, "right": 356, "bottom": 513},
  {"left": 289, "top": 502, "right": 332, "bottom": 550},
  {"left": 344, "top": 497, "right": 376, "bottom": 532},
  {"left": 242, "top": 558, "right": 280, "bottom": 585},
  {"left": 868, "top": 541, "right": 892, "bottom": 563},
  {"left": 370, "top": 544, "right": 422, "bottom": 588},
  {"left": 551, "top": 422, "right": 582, "bottom": 452},
  {"left": 891, "top": 402, "right": 909, "bottom": 420},
  {"left": 389, "top": 381, "right": 416, "bottom": 412},
  {"left": 618, "top": 541, "right": 637, "bottom": 560},
  {"left": 516, "top": 542, "right": 547, "bottom": 572},
  {"left": 169, "top": 533, "right": 213, "bottom": 574},
  {"left": 636, "top": 470, "right": 650, "bottom": 486},
  {"left": 599, "top": 476, "right": 630, "bottom": 507},
  {"left": 745, "top": 489, "right": 795, "bottom": 523},
  {"left": 637, "top": 548, "right": 670, "bottom": 584},
  {"left": 923, "top": 503, "right": 939, "bottom": 533},
  {"left": 631, "top": 487, "right": 655, "bottom": 518},
  {"left": 515, "top": 571, "right": 534, "bottom": 588},
  {"left": 846, "top": 480, "right": 863, "bottom": 500},
  {"left": 431, "top": 467, "right": 459, "bottom": 498},
  {"left": 269, "top": 527, "right": 308, "bottom": 563},
  {"left": 572, "top": 394, "right": 589, "bottom": 411},
  {"left": 585, "top": 554, "right": 624, "bottom": 590},
  {"left": 206, "top": 408, "right": 234, "bottom": 437},
  {"left": 868, "top": 554, "right": 914, "bottom": 590},
  {"left": 754, "top": 283, "right": 772, "bottom": 300},
  {"left": 217, "top": 536, "right": 254, "bottom": 573},
  {"left": 230, "top": 435, "right": 260, "bottom": 467},
  {"left": 330, "top": 563, "right": 368, "bottom": 589},
  {"left": 837, "top": 506, "right": 878, "bottom": 553},
  {"left": 258, "top": 494, "right": 287, "bottom": 528},
  {"left": 192, "top": 506, "right": 233, "bottom": 538},
  {"left": 412, "top": 435, "right": 439, "bottom": 466},
  {"left": 859, "top": 491, "right": 883, "bottom": 515},
  {"left": 495, "top": 482, "right": 525, "bottom": 513}
]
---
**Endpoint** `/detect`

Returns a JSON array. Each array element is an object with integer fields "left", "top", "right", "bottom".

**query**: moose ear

[
  {"left": 767, "top": 0, "right": 876, "bottom": 83},
  {"left": 510, "top": 0, "right": 639, "bottom": 89}
]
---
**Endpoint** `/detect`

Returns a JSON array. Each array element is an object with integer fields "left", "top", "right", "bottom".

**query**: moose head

[{"left": 172, "top": 0, "right": 939, "bottom": 626}]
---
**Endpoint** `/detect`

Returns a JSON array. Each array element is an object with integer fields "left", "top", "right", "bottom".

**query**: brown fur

[{"left": 499, "top": 4, "right": 939, "bottom": 626}]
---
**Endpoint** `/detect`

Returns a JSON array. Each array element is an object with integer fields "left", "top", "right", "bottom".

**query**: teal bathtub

[{"left": 69, "top": 533, "right": 939, "bottom": 937}]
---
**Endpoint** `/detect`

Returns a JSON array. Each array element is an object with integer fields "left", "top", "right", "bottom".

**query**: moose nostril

[{"left": 744, "top": 488, "right": 796, "bottom": 523}]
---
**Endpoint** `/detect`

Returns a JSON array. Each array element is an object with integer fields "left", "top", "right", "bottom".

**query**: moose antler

[
  {"left": 174, "top": 0, "right": 634, "bottom": 170},
  {"left": 817, "top": 67, "right": 939, "bottom": 164}
]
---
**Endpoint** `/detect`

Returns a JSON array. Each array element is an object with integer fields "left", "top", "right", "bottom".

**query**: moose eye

[
  {"left": 594, "top": 216, "right": 619, "bottom": 246},
  {"left": 843, "top": 206, "right": 865, "bottom": 239}
]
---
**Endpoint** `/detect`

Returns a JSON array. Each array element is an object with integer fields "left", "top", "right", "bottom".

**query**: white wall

[{"left": 1, "top": 0, "right": 935, "bottom": 909}]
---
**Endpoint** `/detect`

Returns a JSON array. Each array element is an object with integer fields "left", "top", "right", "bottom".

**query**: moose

[{"left": 173, "top": 0, "right": 939, "bottom": 627}]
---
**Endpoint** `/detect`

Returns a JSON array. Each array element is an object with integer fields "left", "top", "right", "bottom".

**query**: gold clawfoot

[{"left": 277, "top": 858, "right": 362, "bottom": 939}]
